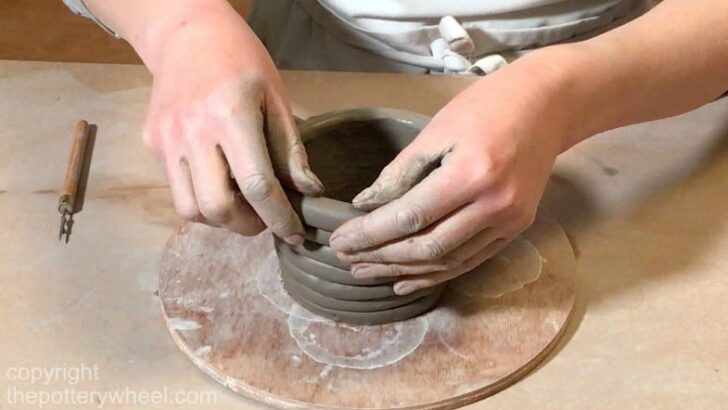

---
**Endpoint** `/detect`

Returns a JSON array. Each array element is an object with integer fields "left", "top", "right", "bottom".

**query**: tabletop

[{"left": 1, "top": 60, "right": 726, "bottom": 409}]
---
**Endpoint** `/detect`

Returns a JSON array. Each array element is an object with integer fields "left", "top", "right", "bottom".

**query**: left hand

[{"left": 329, "top": 50, "right": 577, "bottom": 296}]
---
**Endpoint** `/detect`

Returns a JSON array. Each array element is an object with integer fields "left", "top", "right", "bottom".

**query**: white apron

[
  {"left": 64, "top": 0, "right": 651, "bottom": 75},
  {"left": 248, "top": 0, "right": 650, "bottom": 74}
]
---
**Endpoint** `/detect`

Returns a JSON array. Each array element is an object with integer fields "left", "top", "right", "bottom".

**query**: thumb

[
  {"left": 265, "top": 89, "right": 324, "bottom": 196},
  {"left": 352, "top": 142, "right": 448, "bottom": 211}
]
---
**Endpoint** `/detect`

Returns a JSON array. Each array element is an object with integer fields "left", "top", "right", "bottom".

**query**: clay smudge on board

[
  {"left": 588, "top": 156, "right": 619, "bottom": 176},
  {"left": 288, "top": 304, "right": 428, "bottom": 370},
  {"left": 448, "top": 238, "right": 543, "bottom": 299},
  {"left": 261, "top": 235, "right": 543, "bottom": 368},
  {"left": 432, "top": 238, "right": 545, "bottom": 361},
  {"left": 258, "top": 251, "right": 430, "bottom": 369},
  {"left": 194, "top": 345, "right": 212, "bottom": 357},
  {"left": 169, "top": 318, "right": 201, "bottom": 331}
]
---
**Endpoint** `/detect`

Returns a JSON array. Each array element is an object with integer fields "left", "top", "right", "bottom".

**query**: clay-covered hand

[
  {"left": 141, "top": 5, "right": 322, "bottom": 244},
  {"left": 330, "top": 52, "right": 575, "bottom": 295}
]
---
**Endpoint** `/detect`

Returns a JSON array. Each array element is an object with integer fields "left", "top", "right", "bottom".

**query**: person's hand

[
  {"left": 141, "top": 4, "right": 322, "bottom": 243},
  {"left": 330, "top": 51, "right": 577, "bottom": 295}
]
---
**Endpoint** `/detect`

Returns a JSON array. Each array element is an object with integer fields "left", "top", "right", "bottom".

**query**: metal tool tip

[
  {"left": 58, "top": 213, "right": 66, "bottom": 242},
  {"left": 58, "top": 211, "right": 72, "bottom": 243}
]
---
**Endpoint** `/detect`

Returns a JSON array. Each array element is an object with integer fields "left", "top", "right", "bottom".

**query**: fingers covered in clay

[
  {"left": 338, "top": 204, "right": 489, "bottom": 265},
  {"left": 160, "top": 126, "right": 264, "bottom": 234},
  {"left": 393, "top": 238, "right": 509, "bottom": 295},
  {"left": 351, "top": 145, "right": 448, "bottom": 211},
  {"left": 329, "top": 164, "right": 470, "bottom": 253},
  {"left": 264, "top": 88, "right": 324, "bottom": 196},
  {"left": 348, "top": 227, "right": 502, "bottom": 279},
  {"left": 221, "top": 112, "right": 306, "bottom": 245},
  {"left": 139, "top": 17, "right": 318, "bottom": 242},
  {"left": 330, "top": 67, "right": 563, "bottom": 281},
  {"left": 164, "top": 154, "right": 202, "bottom": 223},
  {"left": 186, "top": 130, "right": 265, "bottom": 235}
]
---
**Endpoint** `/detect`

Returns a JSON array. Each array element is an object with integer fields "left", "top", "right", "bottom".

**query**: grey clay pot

[{"left": 276, "top": 107, "right": 447, "bottom": 325}]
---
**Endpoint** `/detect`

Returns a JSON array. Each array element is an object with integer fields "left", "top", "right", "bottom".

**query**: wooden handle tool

[{"left": 58, "top": 120, "right": 91, "bottom": 243}]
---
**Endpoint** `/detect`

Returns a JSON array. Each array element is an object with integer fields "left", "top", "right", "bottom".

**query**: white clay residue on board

[
  {"left": 449, "top": 238, "right": 543, "bottom": 299},
  {"left": 255, "top": 253, "right": 292, "bottom": 315},
  {"left": 288, "top": 304, "right": 428, "bottom": 370},
  {"left": 169, "top": 317, "right": 201, "bottom": 331},
  {"left": 194, "top": 345, "right": 211, "bottom": 357},
  {"left": 257, "top": 246, "right": 427, "bottom": 369},
  {"left": 425, "top": 306, "right": 476, "bottom": 362},
  {"left": 257, "top": 236, "right": 544, "bottom": 369}
]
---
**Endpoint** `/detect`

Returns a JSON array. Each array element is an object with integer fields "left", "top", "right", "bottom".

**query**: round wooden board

[{"left": 159, "top": 211, "right": 576, "bottom": 409}]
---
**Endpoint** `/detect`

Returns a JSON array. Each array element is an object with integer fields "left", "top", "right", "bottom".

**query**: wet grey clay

[{"left": 276, "top": 108, "right": 447, "bottom": 325}]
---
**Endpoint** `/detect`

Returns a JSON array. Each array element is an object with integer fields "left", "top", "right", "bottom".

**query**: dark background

[{"left": 0, "top": 0, "right": 252, "bottom": 64}]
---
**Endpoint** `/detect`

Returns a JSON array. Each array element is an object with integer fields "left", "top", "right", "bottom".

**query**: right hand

[{"left": 140, "top": 5, "right": 322, "bottom": 244}]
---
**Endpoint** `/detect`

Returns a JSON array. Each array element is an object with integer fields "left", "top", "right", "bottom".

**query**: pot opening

[{"left": 304, "top": 118, "right": 419, "bottom": 202}]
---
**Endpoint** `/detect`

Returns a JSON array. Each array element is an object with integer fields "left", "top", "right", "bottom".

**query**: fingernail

[
  {"left": 284, "top": 234, "right": 305, "bottom": 246},
  {"left": 329, "top": 234, "right": 351, "bottom": 252},
  {"left": 352, "top": 188, "right": 374, "bottom": 205},
  {"left": 394, "top": 282, "right": 416, "bottom": 296},
  {"left": 303, "top": 168, "right": 324, "bottom": 193},
  {"left": 336, "top": 252, "right": 353, "bottom": 262},
  {"left": 351, "top": 264, "right": 373, "bottom": 278}
]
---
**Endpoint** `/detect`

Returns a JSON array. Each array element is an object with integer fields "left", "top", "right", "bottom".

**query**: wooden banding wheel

[{"left": 159, "top": 211, "right": 576, "bottom": 409}]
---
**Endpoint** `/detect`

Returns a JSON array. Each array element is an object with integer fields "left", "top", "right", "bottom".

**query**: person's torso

[{"left": 301, "top": 0, "right": 646, "bottom": 72}]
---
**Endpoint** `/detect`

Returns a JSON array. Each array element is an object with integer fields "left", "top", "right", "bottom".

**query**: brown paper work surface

[{"left": 0, "top": 60, "right": 726, "bottom": 409}]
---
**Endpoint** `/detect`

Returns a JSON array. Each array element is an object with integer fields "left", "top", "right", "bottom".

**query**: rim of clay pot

[{"left": 286, "top": 107, "right": 431, "bottom": 232}]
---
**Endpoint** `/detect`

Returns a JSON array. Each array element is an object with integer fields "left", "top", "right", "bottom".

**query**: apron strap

[{"left": 431, "top": 16, "right": 508, "bottom": 76}]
